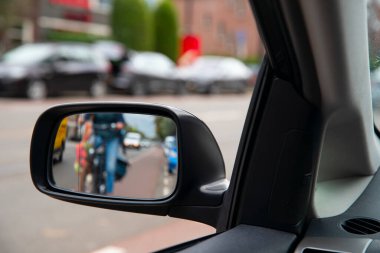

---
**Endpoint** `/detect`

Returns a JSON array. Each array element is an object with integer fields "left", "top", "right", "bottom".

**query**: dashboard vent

[{"left": 341, "top": 218, "right": 380, "bottom": 235}]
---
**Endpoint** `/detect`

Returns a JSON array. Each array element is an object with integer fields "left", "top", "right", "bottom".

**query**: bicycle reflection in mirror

[{"left": 51, "top": 112, "right": 178, "bottom": 200}]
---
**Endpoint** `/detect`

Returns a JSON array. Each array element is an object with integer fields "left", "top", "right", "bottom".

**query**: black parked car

[{"left": 0, "top": 43, "right": 108, "bottom": 99}]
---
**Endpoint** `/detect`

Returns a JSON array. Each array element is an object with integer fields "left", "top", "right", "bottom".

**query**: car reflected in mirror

[{"left": 51, "top": 112, "right": 178, "bottom": 200}]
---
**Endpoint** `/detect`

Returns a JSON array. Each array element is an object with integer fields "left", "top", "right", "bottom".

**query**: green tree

[
  {"left": 126, "top": 126, "right": 146, "bottom": 139},
  {"left": 154, "top": 0, "right": 179, "bottom": 61},
  {"left": 110, "top": 0, "right": 153, "bottom": 51},
  {"left": 155, "top": 117, "right": 176, "bottom": 140}
]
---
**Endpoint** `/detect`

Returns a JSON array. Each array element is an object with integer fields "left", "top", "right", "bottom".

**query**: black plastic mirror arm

[{"left": 30, "top": 102, "right": 226, "bottom": 227}]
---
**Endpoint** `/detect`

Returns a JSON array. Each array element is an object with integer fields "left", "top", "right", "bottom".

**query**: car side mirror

[
  {"left": 30, "top": 103, "right": 228, "bottom": 226},
  {"left": 51, "top": 112, "right": 178, "bottom": 199}
]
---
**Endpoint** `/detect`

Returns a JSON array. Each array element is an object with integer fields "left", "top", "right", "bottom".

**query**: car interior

[{"left": 29, "top": 0, "right": 380, "bottom": 252}]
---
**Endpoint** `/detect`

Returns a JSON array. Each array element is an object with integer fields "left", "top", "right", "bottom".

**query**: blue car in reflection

[{"left": 164, "top": 136, "right": 178, "bottom": 175}]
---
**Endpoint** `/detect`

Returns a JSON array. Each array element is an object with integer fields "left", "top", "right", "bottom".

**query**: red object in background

[
  {"left": 64, "top": 11, "right": 92, "bottom": 22},
  {"left": 178, "top": 35, "right": 201, "bottom": 66},
  {"left": 181, "top": 35, "right": 201, "bottom": 56},
  {"left": 50, "top": 0, "right": 89, "bottom": 9}
]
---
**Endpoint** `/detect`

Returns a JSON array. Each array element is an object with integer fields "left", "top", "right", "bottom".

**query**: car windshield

[{"left": 2, "top": 44, "right": 54, "bottom": 65}]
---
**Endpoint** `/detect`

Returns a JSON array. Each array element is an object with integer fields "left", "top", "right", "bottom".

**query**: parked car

[
  {"left": 0, "top": 42, "right": 108, "bottom": 99},
  {"left": 140, "top": 139, "right": 152, "bottom": 148},
  {"left": 112, "top": 52, "right": 186, "bottom": 95},
  {"left": 175, "top": 56, "right": 252, "bottom": 94},
  {"left": 163, "top": 135, "right": 176, "bottom": 156},
  {"left": 53, "top": 117, "right": 67, "bottom": 163},
  {"left": 30, "top": 0, "right": 380, "bottom": 252},
  {"left": 163, "top": 136, "right": 178, "bottom": 174}
]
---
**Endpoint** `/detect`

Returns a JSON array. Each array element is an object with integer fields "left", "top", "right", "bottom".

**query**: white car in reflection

[
  {"left": 123, "top": 132, "right": 142, "bottom": 149},
  {"left": 175, "top": 56, "right": 252, "bottom": 94}
]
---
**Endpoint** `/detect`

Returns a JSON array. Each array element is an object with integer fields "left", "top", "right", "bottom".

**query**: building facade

[
  {"left": 2, "top": 0, "right": 263, "bottom": 60},
  {"left": 38, "top": 0, "right": 112, "bottom": 39},
  {"left": 174, "top": 0, "right": 263, "bottom": 59}
]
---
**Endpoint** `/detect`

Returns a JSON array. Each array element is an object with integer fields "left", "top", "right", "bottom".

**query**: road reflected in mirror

[{"left": 51, "top": 112, "right": 178, "bottom": 199}]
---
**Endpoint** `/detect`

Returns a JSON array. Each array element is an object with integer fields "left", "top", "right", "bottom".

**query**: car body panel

[
  {"left": 175, "top": 56, "right": 252, "bottom": 93},
  {"left": 112, "top": 52, "right": 183, "bottom": 94}
]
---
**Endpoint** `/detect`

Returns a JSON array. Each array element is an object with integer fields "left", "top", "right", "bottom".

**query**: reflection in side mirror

[{"left": 52, "top": 112, "right": 178, "bottom": 200}]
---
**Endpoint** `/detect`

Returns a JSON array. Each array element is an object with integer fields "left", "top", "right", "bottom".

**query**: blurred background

[
  {"left": 0, "top": 0, "right": 263, "bottom": 101},
  {"left": 0, "top": 0, "right": 263, "bottom": 252}
]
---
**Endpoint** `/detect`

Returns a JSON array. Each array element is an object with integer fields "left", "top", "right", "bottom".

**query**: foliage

[
  {"left": 46, "top": 31, "right": 109, "bottom": 43},
  {"left": 241, "top": 56, "right": 263, "bottom": 65},
  {"left": 110, "top": 0, "right": 153, "bottom": 51},
  {"left": 126, "top": 126, "right": 146, "bottom": 139},
  {"left": 153, "top": 0, "right": 179, "bottom": 61},
  {"left": 155, "top": 117, "right": 176, "bottom": 141}
]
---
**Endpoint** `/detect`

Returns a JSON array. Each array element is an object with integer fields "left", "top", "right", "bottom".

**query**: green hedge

[
  {"left": 153, "top": 0, "right": 179, "bottom": 61},
  {"left": 46, "top": 31, "right": 109, "bottom": 43},
  {"left": 110, "top": 0, "right": 153, "bottom": 51}
]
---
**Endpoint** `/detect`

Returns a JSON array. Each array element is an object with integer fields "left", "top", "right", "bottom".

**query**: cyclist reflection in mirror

[
  {"left": 84, "top": 113, "right": 126, "bottom": 194},
  {"left": 74, "top": 122, "right": 93, "bottom": 192}
]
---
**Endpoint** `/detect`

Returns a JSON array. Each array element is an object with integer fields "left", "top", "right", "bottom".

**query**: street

[
  {"left": 53, "top": 141, "right": 175, "bottom": 199},
  {"left": 0, "top": 93, "right": 251, "bottom": 253}
]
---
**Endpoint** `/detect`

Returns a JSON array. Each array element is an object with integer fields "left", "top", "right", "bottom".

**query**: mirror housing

[{"left": 30, "top": 102, "right": 227, "bottom": 226}]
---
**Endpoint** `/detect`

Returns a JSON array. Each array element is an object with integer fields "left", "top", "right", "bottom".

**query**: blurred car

[
  {"left": 0, "top": 42, "right": 108, "bottom": 99},
  {"left": 112, "top": 52, "right": 186, "bottom": 95},
  {"left": 167, "top": 145, "right": 178, "bottom": 175},
  {"left": 175, "top": 56, "right": 252, "bottom": 94},
  {"left": 140, "top": 139, "right": 151, "bottom": 148},
  {"left": 123, "top": 132, "right": 142, "bottom": 149},
  {"left": 163, "top": 135, "right": 178, "bottom": 174},
  {"left": 53, "top": 117, "right": 68, "bottom": 163},
  {"left": 163, "top": 135, "right": 176, "bottom": 156}
]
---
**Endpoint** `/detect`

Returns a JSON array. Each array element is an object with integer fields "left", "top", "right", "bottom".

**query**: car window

[
  {"left": 58, "top": 45, "right": 93, "bottom": 63},
  {"left": 0, "top": 0, "right": 262, "bottom": 252},
  {"left": 132, "top": 53, "right": 174, "bottom": 74}
]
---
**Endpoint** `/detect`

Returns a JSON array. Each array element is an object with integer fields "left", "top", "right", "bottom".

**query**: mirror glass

[{"left": 51, "top": 112, "right": 178, "bottom": 199}]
